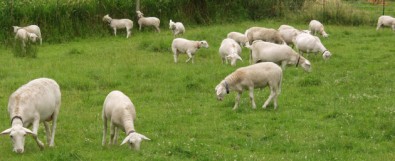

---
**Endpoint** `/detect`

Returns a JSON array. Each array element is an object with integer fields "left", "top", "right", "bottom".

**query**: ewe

[
  {"left": 102, "top": 90, "right": 150, "bottom": 150},
  {"left": 227, "top": 32, "right": 248, "bottom": 47},
  {"left": 1, "top": 78, "right": 61, "bottom": 153},
  {"left": 14, "top": 28, "right": 38, "bottom": 50},
  {"left": 171, "top": 38, "right": 209, "bottom": 64},
  {"left": 103, "top": 14, "right": 133, "bottom": 38},
  {"left": 136, "top": 11, "right": 161, "bottom": 32},
  {"left": 293, "top": 32, "right": 332, "bottom": 60},
  {"left": 215, "top": 62, "right": 283, "bottom": 110},
  {"left": 219, "top": 38, "right": 242, "bottom": 66},
  {"left": 13, "top": 25, "right": 42, "bottom": 45},
  {"left": 309, "top": 20, "right": 329, "bottom": 38},
  {"left": 245, "top": 27, "right": 285, "bottom": 45},
  {"left": 376, "top": 15, "right": 395, "bottom": 31},
  {"left": 169, "top": 19, "right": 185, "bottom": 37}
]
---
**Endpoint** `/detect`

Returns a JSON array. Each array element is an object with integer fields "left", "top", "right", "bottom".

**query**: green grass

[{"left": 0, "top": 21, "right": 394, "bottom": 160}]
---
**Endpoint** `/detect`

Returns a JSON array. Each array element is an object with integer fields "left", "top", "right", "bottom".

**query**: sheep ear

[
  {"left": 138, "top": 134, "right": 151, "bottom": 141},
  {"left": 121, "top": 135, "right": 132, "bottom": 145},
  {"left": 216, "top": 86, "right": 224, "bottom": 96},
  {"left": 1, "top": 128, "right": 12, "bottom": 135},
  {"left": 236, "top": 55, "right": 243, "bottom": 61},
  {"left": 23, "top": 127, "right": 34, "bottom": 136}
]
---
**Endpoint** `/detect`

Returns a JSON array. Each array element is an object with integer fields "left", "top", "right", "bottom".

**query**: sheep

[
  {"left": 278, "top": 24, "right": 295, "bottom": 31},
  {"left": 245, "top": 27, "right": 285, "bottom": 45},
  {"left": 376, "top": 15, "right": 395, "bottom": 31},
  {"left": 246, "top": 40, "right": 311, "bottom": 72},
  {"left": 14, "top": 28, "right": 38, "bottom": 52},
  {"left": 136, "top": 11, "right": 160, "bottom": 32},
  {"left": 102, "top": 90, "right": 150, "bottom": 150},
  {"left": 169, "top": 19, "right": 185, "bottom": 37},
  {"left": 293, "top": 32, "right": 332, "bottom": 60},
  {"left": 13, "top": 25, "right": 42, "bottom": 45},
  {"left": 219, "top": 38, "right": 243, "bottom": 66},
  {"left": 215, "top": 62, "right": 282, "bottom": 110},
  {"left": 102, "top": 14, "right": 133, "bottom": 38},
  {"left": 0, "top": 78, "right": 61, "bottom": 153},
  {"left": 227, "top": 32, "right": 248, "bottom": 47},
  {"left": 171, "top": 38, "right": 209, "bottom": 64},
  {"left": 309, "top": 20, "right": 329, "bottom": 38},
  {"left": 278, "top": 27, "right": 301, "bottom": 46}
]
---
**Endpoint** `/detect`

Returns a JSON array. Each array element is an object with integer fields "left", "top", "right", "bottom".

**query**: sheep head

[
  {"left": 28, "top": 33, "right": 38, "bottom": 42},
  {"left": 121, "top": 132, "right": 150, "bottom": 150},
  {"left": 300, "top": 58, "right": 312, "bottom": 72},
  {"left": 215, "top": 81, "right": 228, "bottom": 101},
  {"left": 102, "top": 14, "right": 112, "bottom": 23},
  {"left": 322, "top": 50, "right": 332, "bottom": 60},
  {"left": 136, "top": 11, "right": 144, "bottom": 18},
  {"left": 12, "top": 26, "right": 21, "bottom": 33},
  {"left": 1, "top": 125, "right": 35, "bottom": 153},
  {"left": 199, "top": 41, "right": 209, "bottom": 48}
]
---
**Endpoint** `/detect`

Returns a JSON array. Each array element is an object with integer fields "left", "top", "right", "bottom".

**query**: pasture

[{"left": 0, "top": 21, "right": 394, "bottom": 160}]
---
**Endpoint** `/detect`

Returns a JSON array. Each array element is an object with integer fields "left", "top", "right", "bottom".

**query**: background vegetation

[{"left": 0, "top": 20, "right": 394, "bottom": 160}]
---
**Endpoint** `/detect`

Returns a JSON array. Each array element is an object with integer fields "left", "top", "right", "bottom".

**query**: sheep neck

[
  {"left": 11, "top": 116, "right": 23, "bottom": 126},
  {"left": 195, "top": 42, "right": 200, "bottom": 49},
  {"left": 121, "top": 112, "right": 135, "bottom": 134}
]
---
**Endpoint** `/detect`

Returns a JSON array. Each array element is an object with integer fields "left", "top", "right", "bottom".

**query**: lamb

[
  {"left": 14, "top": 28, "right": 38, "bottom": 49},
  {"left": 102, "top": 90, "right": 150, "bottom": 150},
  {"left": 219, "top": 38, "right": 243, "bottom": 66},
  {"left": 102, "top": 14, "right": 133, "bottom": 38},
  {"left": 215, "top": 62, "right": 283, "bottom": 110},
  {"left": 293, "top": 32, "right": 332, "bottom": 60},
  {"left": 13, "top": 25, "right": 42, "bottom": 45},
  {"left": 169, "top": 19, "right": 185, "bottom": 37},
  {"left": 171, "top": 38, "right": 209, "bottom": 63},
  {"left": 245, "top": 27, "right": 285, "bottom": 45},
  {"left": 1, "top": 78, "right": 61, "bottom": 153},
  {"left": 309, "top": 20, "right": 329, "bottom": 38},
  {"left": 376, "top": 15, "right": 395, "bottom": 31},
  {"left": 227, "top": 32, "right": 248, "bottom": 47},
  {"left": 246, "top": 40, "right": 311, "bottom": 72},
  {"left": 136, "top": 11, "right": 160, "bottom": 32}
]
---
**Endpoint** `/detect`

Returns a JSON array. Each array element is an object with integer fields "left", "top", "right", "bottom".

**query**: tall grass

[{"left": 0, "top": 21, "right": 394, "bottom": 160}]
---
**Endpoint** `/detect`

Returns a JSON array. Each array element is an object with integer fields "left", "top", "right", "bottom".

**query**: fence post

[
  {"left": 382, "top": 0, "right": 385, "bottom": 15},
  {"left": 322, "top": 0, "right": 325, "bottom": 22}
]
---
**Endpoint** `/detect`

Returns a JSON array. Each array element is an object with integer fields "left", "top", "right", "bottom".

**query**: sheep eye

[{"left": 10, "top": 135, "right": 13, "bottom": 138}]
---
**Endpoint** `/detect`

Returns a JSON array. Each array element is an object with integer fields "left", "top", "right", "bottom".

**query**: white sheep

[
  {"left": 293, "top": 32, "right": 332, "bottom": 60},
  {"left": 215, "top": 62, "right": 283, "bottom": 110},
  {"left": 309, "top": 20, "right": 329, "bottom": 38},
  {"left": 13, "top": 25, "right": 42, "bottom": 45},
  {"left": 14, "top": 28, "right": 38, "bottom": 52},
  {"left": 246, "top": 40, "right": 311, "bottom": 72},
  {"left": 227, "top": 32, "right": 248, "bottom": 47},
  {"left": 278, "top": 27, "right": 301, "bottom": 46},
  {"left": 278, "top": 24, "right": 295, "bottom": 31},
  {"left": 136, "top": 11, "right": 160, "bottom": 32},
  {"left": 245, "top": 27, "right": 285, "bottom": 45},
  {"left": 102, "top": 90, "right": 150, "bottom": 150},
  {"left": 171, "top": 38, "right": 209, "bottom": 63},
  {"left": 103, "top": 14, "right": 133, "bottom": 38},
  {"left": 376, "top": 15, "right": 395, "bottom": 31},
  {"left": 219, "top": 38, "right": 243, "bottom": 66},
  {"left": 169, "top": 19, "right": 185, "bottom": 37},
  {"left": 1, "top": 78, "right": 61, "bottom": 153}
]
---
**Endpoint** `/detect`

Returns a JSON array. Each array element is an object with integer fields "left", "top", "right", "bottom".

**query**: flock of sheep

[{"left": 4, "top": 11, "right": 395, "bottom": 153}]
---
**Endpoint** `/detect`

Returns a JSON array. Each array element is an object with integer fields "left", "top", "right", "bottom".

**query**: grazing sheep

[
  {"left": 227, "top": 32, "right": 248, "bottom": 47},
  {"left": 309, "top": 20, "right": 329, "bottom": 38},
  {"left": 102, "top": 14, "right": 133, "bottom": 38},
  {"left": 13, "top": 25, "right": 42, "bottom": 45},
  {"left": 246, "top": 40, "right": 311, "bottom": 72},
  {"left": 14, "top": 28, "right": 38, "bottom": 52},
  {"left": 1, "top": 78, "right": 61, "bottom": 153},
  {"left": 215, "top": 62, "right": 283, "bottom": 110},
  {"left": 169, "top": 19, "right": 185, "bottom": 37},
  {"left": 219, "top": 38, "right": 243, "bottom": 66},
  {"left": 171, "top": 38, "right": 209, "bottom": 63},
  {"left": 245, "top": 27, "right": 285, "bottom": 45},
  {"left": 102, "top": 90, "right": 150, "bottom": 150},
  {"left": 376, "top": 15, "right": 395, "bottom": 31},
  {"left": 278, "top": 28, "right": 301, "bottom": 46},
  {"left": 136, "top": 11, "right": 160, "bottom": 32},
  {"left": 278, "top": 24, "right": 295, "bottom": 31},
  {"left": 293, "top": 32, "right": 332, "bottom": 60}
]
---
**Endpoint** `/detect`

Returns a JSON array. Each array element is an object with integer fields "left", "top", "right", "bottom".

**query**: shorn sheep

[
  {"left": 219, "top": 38, "right": 243, "bottom": 66},
  {"left": 103, "top": 14, "right": 133, "bottom": 38},
  {"left": 169, "top": 19, "right": 185, "bottom": 37},
  {"left": 215, "top": 62, "right": 283, "bottom": 110},
  {"left": 171, "top": 38, "right": 209, "bottom": 63},
  {"left": 376, "top": 15, "right": 395, "bottom": 31},
  {"left": 309, "top": 20, "right": 329, "bottom": 38},
  {"left": 227, "top": 32, "right": 248, "bottom": 47},
  {"left": 247, "top": 41, "right": 312, "bottom": 72},
  {"left": 245, "top": 27, "right": 285, "bottom": 45},
  {"left": 1, "top": 78, "right": 61, "bottom": 153},
  {"left": 293, "top": 32, "right": 332, "bottom": 60},
  {"left": 102, "top": 90, "right": 150, "bottom": 150},
  {"left": 13, "top": 25, "right": 42, "bottom": 45},
  {"left": 14, "top": 28, "right": 38, "bottom": 50},
  {"left": 136, "top": 11, "right": 160, "bottom": 32}
]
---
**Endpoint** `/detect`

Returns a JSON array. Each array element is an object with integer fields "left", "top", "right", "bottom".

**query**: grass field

[{"left": 0, "top": 21, "right": 394, "bottom": 160}]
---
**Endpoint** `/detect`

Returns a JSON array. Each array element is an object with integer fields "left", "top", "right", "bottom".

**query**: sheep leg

[
  {"left": 31, "top": 119, "right": 45, "bottom": 150},
  {"left": 126, "top": 28, "right": 131, "bottom": 38},
  {"left": 43, "top": 122, "right": 51, "bottom": 145},
  {"left": 186, "top": 52, "right": 193, "bottom": 63},
  {"left": 249, "top": 88, "right": 257, "bottom": 109},
  {"left": 376, "top": 23, "right": 382, "bottom": 31},
  {"left": 102, "top": 117, "right": 107, "bottom": 146},
  {"left": 173, "top": 51, "right": 178, "bottom": 63},
  {"left": 263, "top": 87, "right": 276, "bottom": 109},
  {"left": 232, "top": 92, "right": 242, "bottom": 110},
  {"left": 281, "top": 61, "right": 287, "bottom": 70},
  {"left": 156, "top": 26, "right": 161, "bottom": 33},
  {"left": 48, "top": 109, "right": 59, "bottom": 147},
  {"left": 110, "top": 123, "right": 115, "bottom": 144},
  {"left": 113, "top": 127, "right": 118, "bottom": 145},
  {"left": 113, "top": 28, "right": 117, "bottom": 36}
]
